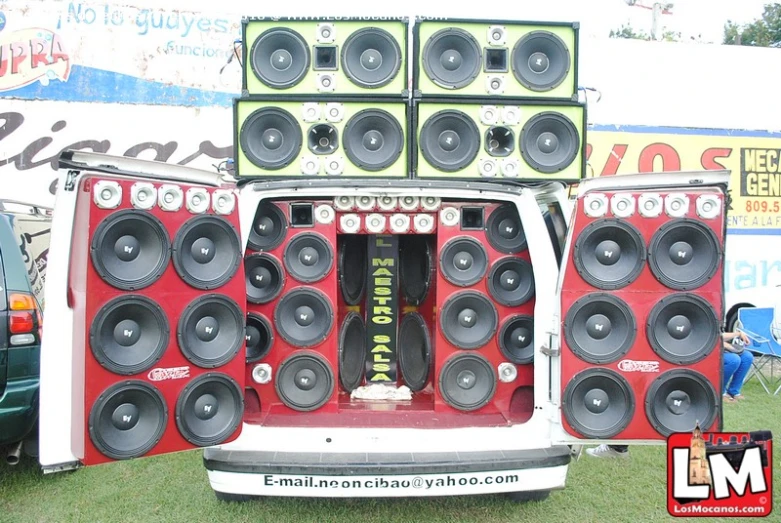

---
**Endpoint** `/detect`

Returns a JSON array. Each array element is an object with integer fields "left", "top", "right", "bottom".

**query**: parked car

[{"left": 0, "top": 199, "right": 50, "bottom": 464}]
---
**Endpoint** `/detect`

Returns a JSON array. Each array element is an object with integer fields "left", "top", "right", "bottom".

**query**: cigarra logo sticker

[
  {"left": 148, "top": 366, "right": 190, "bottom": 381},
  {"left": 618, "top": 359, "right": 660, "bottom": 373}
]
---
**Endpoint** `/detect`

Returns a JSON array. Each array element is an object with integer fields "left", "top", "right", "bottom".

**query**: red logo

[{"left": 667, "top": 426, "right": 773, "bottom": 517}]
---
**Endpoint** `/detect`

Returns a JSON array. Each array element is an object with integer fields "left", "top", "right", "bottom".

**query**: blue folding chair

[{"left": 735, "top": 307, "right": 781, "bottom": 396}]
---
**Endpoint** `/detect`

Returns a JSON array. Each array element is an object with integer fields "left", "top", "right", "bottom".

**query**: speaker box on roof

[
  {"left": 234, "top": 98, "right": 409, "bottom": 178},
  {"left": 243, "top": 17, "right": 409, "bottom": 97},
  {"left": 412, "top": 98, "right": 586, "bottom": 182},
  {"left": 413, "top": 18, "right": 579, "bottom": 100}
]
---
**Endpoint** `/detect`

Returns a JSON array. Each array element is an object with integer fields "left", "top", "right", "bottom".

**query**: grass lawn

[{"left": 1, "top": 379, "right": 779, "bottom": 523}]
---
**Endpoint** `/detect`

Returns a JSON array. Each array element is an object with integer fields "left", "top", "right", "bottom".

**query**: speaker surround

[
  {"left": 488, "top": 257, "right": 534, "bottom": 306},
  {"left": 172, "top": 215, "right": 242, "bottom": 290},
  {"left": 438, "top": 353, "right": 496, "bottom": 411},
  {"left": 419, "top": 109, "right": 480, "bottom": 172},
  {"left": 276, "top": 352, "right": 335, "bottom": 411},
  {"left": 245, "top": 253, "right": 285, "bottom": 304},
  {"left": 175, "top": 373, "right": 244, "bottom": 447},
  {"left": 341, "top": 28, "right": 402, "bottom": 88},
  {"left": 440, "top": 237, "right": 489, "bottom": 287},
  {"left": 248, "top": 202, "right": 288, "bottom": 252},
  {"left": 283, "top": 233, "right": 334, "bottom": 283},
  {"left": 646, "top": 370, "right": 718, "bottom": 437},
  {"left": 177, "top": 295, "right": 245, "bottom": 368},
  {"left": 440, "top": 291, "right": 498, "bottom": 350},
  {"left": 422, "top": 28, "right": 482, "bottom": 89},
  {"left": 274, "top": 288, "right": 334, "bottom": 348},
  {"left": 498, "top": 314, "right": 534, "bottom": 364},
  {"left": 647, "top": 294, "right": 719, "bottom": 365},
  {"left": 398, "top": 313, "right": 432, "bottom": 392},
  {"left": 239, "top": 107, "right": 303, "bottom": 170},
  {"left": 512, "top": 31, "right": 571, "bottom": 92},
  {"left": 338, "top": 312, "right": 366, "bottom": 392},
  {"left": 246, "top": 313, "right": 273, "bottom": 363},
  {"left": 564, "top": 293, "right": 636, "bottom": 364},
  {"left": 648, "top": 219, "right": 721, "bottom": 291},
  {"left": 573, "top": 219, "right": 646, "bottom": 290},
  {"left": 343, "top": 109, "right": 405, "bottom": 171},
  {"left": 563, "top": 368, "right": 635, "bottom": 439},
  {"left": 486, "top": 203, "right": 527, "bottom": 254},
  {"left": 519, "top": 112, "right": 580, "bottom": 173}
]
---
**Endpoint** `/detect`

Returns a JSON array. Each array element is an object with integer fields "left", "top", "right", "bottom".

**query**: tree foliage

[
  {"left": 609, "top": 23, "right": 681, "bottom": 42},
  {"left": 724, "top": 3, "right": 781, "bottom": 47}
]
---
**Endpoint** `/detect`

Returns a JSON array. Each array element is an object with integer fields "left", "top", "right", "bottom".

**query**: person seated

[{"left": 723, "top": 330, "right": 753, "bottom": 402}]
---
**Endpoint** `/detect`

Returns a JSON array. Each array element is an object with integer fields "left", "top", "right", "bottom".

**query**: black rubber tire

[
  {"left": 505, "top": 490, "right": 551, "bottom": 503},
  {"left": 213, "top": 490, "right": 256, "bottom": 503}
]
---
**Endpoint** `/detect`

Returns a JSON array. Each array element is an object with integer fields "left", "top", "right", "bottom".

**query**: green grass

[{"left": 1, "top": 379, "right": 779, "bottom": 523}]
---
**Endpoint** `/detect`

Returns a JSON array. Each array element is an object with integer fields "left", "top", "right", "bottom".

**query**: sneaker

[
  {"left": 723, "top": 394, "right": 736, "bottom": 403},
  {"left": 585, "top": 444, "right": 629, "bottom": 458},
  {"left": 732, "top": 394, "right": 747, "bottom": 401}
]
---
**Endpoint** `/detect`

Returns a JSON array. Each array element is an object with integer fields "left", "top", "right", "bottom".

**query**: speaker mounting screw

[
  {"left": 365, "top": 213, "right": 386, "bottom": 234},
  {"left": 130, "top": 182, "right": 156, "bottom": 210},
  {"left": 93, "top": 180, "right": 123, "bottom": 209},
  {"left": 252, "top": 363, "right": 273, "bottom": 385},
  {"left": 498, "top": 363, "right": 517, "bottom": 383},
  {"left": 440, "top": 207, "right": 460, "bottom": 227},
  {"left": 315, "top": 204, "right": 335, "bottom": 224},
  {"left": 487, "top": 26, "right": 507, "bottom": 46},
  {"left": 339, "top": 213, "right": 361, "bottom": 233},
  {"left": 480, "top": 106, "right": 500, "bottom": 125},
  {"left": 399, "top": 196, "right": 420, "bottom": 211}
]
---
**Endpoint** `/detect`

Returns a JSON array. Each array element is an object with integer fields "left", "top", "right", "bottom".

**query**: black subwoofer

[
  {"left": 488, "top": 257, "right": 535, "bottom": 306},
  {"left": 573, "top": 219, "right": 646, "bottom": 290},
  {"left": 343, "top": 109, "right": 404, "bottom": 171},
  {"left": 338, "top": 312, "right": 366, "bottom": 392},
  {"left": 276, "top": 352, "right": 335, "bottom": 411},
  {"left": 419, "top": 110, "right": 480, "bottom": 171},
  {"left": 246, "top": 313, "right": 273, "bottom": 363},
  {"left": 283, "top": 233, "right": 334, "bottom": 283},
  {"left": 648, "top": 219, "right": 721, "bottom": 290},
  {"left": 422, "top": 28, "right": 481, "bottom": 89},
  {"left": 399, "top": 235, "right": 433, "bottom": 306},
  {"left": 341, "top": 28, "right": 402, "bottom": 88},
  {"left": 274, "top": 288, "right": 334, "bottom": 348},
  {"left": 563, "top": 368, "right": 634, "bottom": 438},
  {"left": 512, "top": 31, "right": 571, "bottom": 92},
  {"left": 520, "top": 112, "right": 579, "bottom": 173},
  {"left": 647, "top": 294, "right": 720, "bottom": 364},
  {"left": 398, "top": 313, "right": 431, "bottom": 392},
  {"left": 486, "top": 203, "right": 527, "bottom": 254},
  {"left": 438, "top": 353, "right": 496, "bottom": 411},
  {"left": 91, "top": 210, "right": 170, "bottom": 290},
  {"left": 248, "top": 201, "right": 288, "bottom": 252},
  {"left": 440, "top": 291, "right": 498, "bottom": 350},
  {"left": 338, "top": 235, "right": 368, "bottom": 305},
  {"left": 172, "top": 215, "right": 242, "bottom": 290},
  {"left": 564, "top": 293, "right": 636, "bottom": 364},
  {"left": 175, "top": 373, "right": 243, "bottom": 447},
  {"left": 240, "top": 107, "right": 302, "bottom": 170},
  {"left": 245, "top": 253, "right": 285, "bottom": 304},
  {"left": 646, "top": 370, "right": 718, "bottom": 437},
  {"left": 249, "top": 28, "right": 310, "bottom": 89},
  {"left": 498, "top": 315, "right": 534, "bottom": 364},
  {"left": 440, "top": 237, "right": 488, "bottom": 287},
  {"left": 177, "top": 294, "right": 245, "bottom": 368}
]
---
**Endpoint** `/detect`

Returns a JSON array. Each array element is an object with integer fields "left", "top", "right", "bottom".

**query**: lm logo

[{"left": 667, "top": 427, "right": 773, "bottom": 517}]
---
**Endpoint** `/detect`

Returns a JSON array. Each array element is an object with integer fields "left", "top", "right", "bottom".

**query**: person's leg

[
  {"left": 726, "top": 351, "right": 754, "bottom": 398},
  {"left": 586, "top": 444, "right": 628, "bottom": 458},
  {"left": 723, "top": 352, "right": 740, "bottom": 398},
  {"left": 609, "top": 445, "right": 628, "bottom": 452}
]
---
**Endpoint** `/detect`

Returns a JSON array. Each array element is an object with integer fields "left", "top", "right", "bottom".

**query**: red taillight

[
  {"left": 8, "top": 292, "right": 41, "bottom": 337},
  {"left": 10, "top": 311, "right": 35, "bottom": 334}
]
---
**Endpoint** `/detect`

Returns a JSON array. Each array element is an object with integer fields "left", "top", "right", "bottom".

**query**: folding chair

[{"left": 735, "top": 307, "right": 781, "bottom": 396}]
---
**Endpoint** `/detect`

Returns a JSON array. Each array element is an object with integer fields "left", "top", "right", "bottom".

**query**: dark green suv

[{"left": 0, "top": 200, "right": 49, "bottom": 464}]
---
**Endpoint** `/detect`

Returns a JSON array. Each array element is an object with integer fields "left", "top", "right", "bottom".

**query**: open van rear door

[
  {"left": 550, "top": 170, "right": 730, "bottom": 445},
  {"left": 39, "top": 152, "right": 248, "bottom": 472}
]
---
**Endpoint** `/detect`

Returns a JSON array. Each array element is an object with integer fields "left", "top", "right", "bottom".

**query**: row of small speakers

[
  {"left": 93, "top": 180, "right": 236, "bottom": 214},
  {"left": 585, "top": 192, "right": 721, "bottom": 220}
]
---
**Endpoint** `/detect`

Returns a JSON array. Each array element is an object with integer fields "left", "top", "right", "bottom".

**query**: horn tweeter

[
  {"left": 249, "top": 28, "right": 310, "bottom": 89},
  {"left": 308, "top": 124, "right": 339, "bottom": 155},
  {"left": 398, "top": 313, "right": 431, "bottom": 392},
  {"left": 440, "top": 237, "right": 488, "bottom": 287},
  {"left": 248, "top": 202, "right": 288, "bottom": 252},
  {"left": 276, "top": 352, "right": 335, "bottom": 412},
  {"left": 564, "top": 293, "right": 636, "bottom": 364},
  {"left": 438, "top": 353, "right": 496, "bottom": 411},
  {"left": 498, "top": 315, "right": 534, "bottom": 364},
  {"left": 90, "top": 210, "right": 170, "bottom": 290},
  {"left": 245, "top": 253, "right": 285, "bottom": 304},
  {"left": 648, "top": 219, "right": 721, "bottom": 290},
  {"left": 239, "top": 107, "right": 302, "bottom": 170},
  {"left": 343, "top": 109, "right": 404, "bottom": 171},
  {"left": 419, "top": 110, "right": 480, "bottom": 172},
  {"left": 88, "top": 381, "right": 167, "bottom": 460},
  {"left": 341, "top": 28, "right": 402, "bottom": 88},
  {"left": 440, "top": 291, "right": 498, "bottom": 349},
  {"left": 283, "top": 233, "right": 334, "bottom": 283},
  {"left": 175, "top": 373, "right": 243, "bottom": 447},
  {"left": 520, "top": 112, "right": 580, "bottom": 173},
  {"left": 563, "top": 368, "right": 634, "bottom": 438},
  {"left": 177, "top": 295, "right": 245, "bottom": 368},
  {"left": 647, "top": 294, "right": 719, "bottom": 364},
  {"left": 399, "top": 235, "right": 433, "bottom": 305},
  {"left": 172, "top": 215, "right": 242, "bottom": 290},
  {"left": 274, "top": 288, "right": 334, "bottom": 348},
  {"left": 512, "top": 31, "right": 571, "bottom": 92},
  {"left": 338, "top": 312, "right": 366, "bottom": 392},
  {"left": 488, "top": 257, "right": 535, "bottom": 306},
  {"left": 646, "top": 369, "right": 718, "bottom": 437},
  {"left": 422, "top": 28, "right": 481, "bottom": 89},
  {"left": 486, "top": 203, "right": 527, "bottom": 254},
  {"left": 485, "top": 126, "right": 515, "bottom": 157},
  {"left": 573, "top": 219, "right": 646, "bottom": 290},
  {"left": 90, "top": 295, "right": 169, "bottom": 375},
  {"left": 246, "top": 313, "right": 273, "bottom": 363}
]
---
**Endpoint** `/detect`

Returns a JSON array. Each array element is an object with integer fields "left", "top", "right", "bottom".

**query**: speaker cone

[
  {"left": 246, "top": 313, "right": 273, "bottom": 363},
  {"left": 276, "top": 352, "right": 335, "bottom": 411},
  {"left": 339, "top": 312, "right": 366, "bottom": 392},
  {"left": 90, "top": 210, "right": 170, "bottom": 291},
  {"left": 422, "top": 28, "right": 481, "bottom": 89},
  {"left": 440, "top": 291, "right": 498, "bottom": 349},
  {"left": 512, "top": 31, "right": 571, "bottom": 92},
  {"left": 398, "top": 313, "right": 432, "bottom": 392},
  {"left": 564, "top": 293, "right": 636, "bottom": 364},
  {"left": 440, "top": 237, "right": 488, "bottom": 287},
  {"left": 399, "top": 235, "right": 433, "bottom": 305},
  {"left": 520, "top": 112, "right": 579, "bottom": 173},
  {"left": 343, "top": 109, "right": 404, "bottom": 171},
  {"left": 338, "top": 235, "right": 367, "bottom": 305},
  {"left": 248, "top": 202, "right": 288, "bottom": 252},
  {"left": 283, "top": 233, "right": 334, "bottom": 283},
  {"left": 563, "top": 369, "right": 634, "bottom": 438},
  {"left": 240, "top": 107, "right": 302, "bottom": 170},
  {"left": 488, "top": 257, "right": 535, "bottom": 306},
  {"left": 647, "top": 294, "right": 719, "bottom": 365},
  {"left": 178, "top": 294, "right": 244, "bottom": 368},
  {"left": 274, "top": 288, "right": 334, "bottom": 348},
  {"left": 244, "top": 253, "right": 284, "bottom": 304},
  {"left": 419, "top": 110, "right": 480, "bottom": 172},
  {"left": 90, "top": 295, "right": 169, "bottom": 375},
  {"left": 485, "top": 126, "right": 515, "bottom": 157},
  {"left": 89, "top": 381, "right": 167, "bottom": 460},
  {"left": 498, "top": 315, "right": 534, "bottom": 364},
  {"left": 341, "top": 28, "right": 402, "bottom": 88},
  {"left": 173, "top": 216, "right": 242, "bottom": 290},
  {"left": 646, "top": 370, "right": 718, "bottom": 437},
  {"left": 648, "top": 219, "right": 721, "bottom": 290},
  {"left": 176, "top": 373, "right": 243, "bottom": 447},
  {"left": 486, "top": 203, "right": 527, "bottom": 254},
  {"left": 308, "top": 124, "right": 339, "bottom": 155},
  {"left": 438, "top": 353, "right": 496, "bottom": 411},
  {"left": 574, "top": 219, "right": 646, "bottom": 290},
  {"left": 249, "top": 28, "right": 310, "bottom": 89}
]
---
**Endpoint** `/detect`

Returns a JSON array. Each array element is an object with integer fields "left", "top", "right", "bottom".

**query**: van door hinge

[
  {"left": 540, "top": 331, "right": 560, "bottom": 357},
  {"left": 64, "top": 170, "right": 79, "bottom": 192}
]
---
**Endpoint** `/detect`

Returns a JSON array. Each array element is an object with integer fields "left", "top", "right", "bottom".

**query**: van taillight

[{"left": 8, "top": 292, "right": 41, "bottom": 344}]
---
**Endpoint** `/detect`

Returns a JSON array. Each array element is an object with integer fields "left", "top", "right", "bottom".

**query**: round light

[
  {"left": 315, "top": 204, "right": 335, "bottom": 224},
  {"left": 93, "top": 180, "right": 122, "bottom": 209},
  {"left": 440, "top": 207, "right": 460, "bottom": 227},
  {"left": 696, "top": 194, "right": 721, "bottom": 219},
  {"left": 389, "top": 213, "right": 411, "bottom": 233},
  {"left": 324, "top": 156, "right": 344, "bottom": 175},
  {"left": 479, "top": 105, "right": 500, "bottom": 125},
  {"left": 501, "top": 159, "right": 520, "bottom": 177},
  {"left": 212, "top": 189, "right": 235, "bottom": 215},
  {"left": 583, "top": 193, "right": 608, "bottom": 218},
  {"left": 498, "top": 363, "right": 518, "bottom": 383},
  {"left": 611, "top": 194, "right": 635, "bottom": 218},
  {"left": 665, "top": 193, "right": 690, "bottom": 218},
  {"left": 340, "top": 213, "right": 361, "bottom": 233},
  {"left": 334, "top": 196, "right": 355, "bottom": 211},
  {"left": 399, "top": 196, "right": 420, "bottom": 211},
  {"left": 365, "top": 213, "right": 386, "bottom": 234},
  {"left": 252, "top": 363, "right": 273, "bottom": 385},
  {"left": 420, "top": 196, "right": 441, "bottom": 211},
  {"left": 158, "top": 184, "right": 183, "bottom": 212},
  {"left": 413, "top": 214, "right": 435, "bottom": 233},
  {"left": 325, "top": 103, "right": 344, "bottom": 122},
  {"left": 302, "top": 103, "right": 321, "bottom": 123},
  {"left": 356, "top": 195, "right": 376, "bottom": 211},
  {"left": 638, "top": 193, "right": 663, "bottom": 218},
  {"left": 130, "top": 182, "right": 156, "bottom": 210},
  {"left": 479, "top": 158, "right": 498, "bottom": 177},
  {"left": 502, "top": 106, "right": 521, "bottom": 126},
  {"left": 300, "top": 156, "right": 320, "bottom": 175},
  {"left": 378, "top": 196, "right": 398, "bottom": 211},
  {"left": 185, "top": 187, "right": 210, "bottom": 214}
]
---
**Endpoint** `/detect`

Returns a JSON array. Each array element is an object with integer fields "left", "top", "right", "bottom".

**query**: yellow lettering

[
  {"left": 375, "top": 277, "right": 392, "bottom": 286},
  {"left": 373, "top": 335, "right": 391, "bottom": 343},
  {"left": 768, "top": 150, "right": 778, "bottom": 173},
  {"left": 758, "top": 173, "right": 769, "bottom": 195},
  {"left": 746, "top": 173, "right": 758, "bottom": 195},
  {"left": 372, "top": 364, "right": 390, "bottom": 372},
  {"left": 756, "top": 150, "right": 767, "bottom": 171},
  {"left": 374, "top": 306, "right": 392, "bottom": 315},
  {"left": 370, "top": 373, "right": 392, "bottom": 382},
  {"left": 371, "top": 344, "right": 392, "bottom": 353},
  {"left": 744, "top": 149, "right": 756, "bottom": 171},
  {"left": 376, "top": 287, "right": 391, "bottom": 296},
  {"left": 372, "top": 258, "right": 394, "bottom": 267},
  {"left": 373, "top": 353, "right": 391, "bottom": 363},
  {"left": 376, "top": 237, "right": 392, "bottom": 247},
  {"left": 372, "top": 316, "right": 392, "bottom": 324}
]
